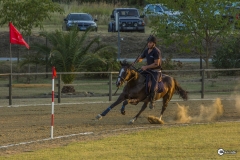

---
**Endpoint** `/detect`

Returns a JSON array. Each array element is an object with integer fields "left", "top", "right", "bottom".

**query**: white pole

[
  {"left": 9, "top": 43, "right": 12, "bottom": 105},
  {"left": 51, "top": 66, "right": 55, "bottom": 139}
]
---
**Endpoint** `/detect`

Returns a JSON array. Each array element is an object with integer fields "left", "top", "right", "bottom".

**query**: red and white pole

[{"left": 51, "top": 66, "right": 56, "bottom": 139}]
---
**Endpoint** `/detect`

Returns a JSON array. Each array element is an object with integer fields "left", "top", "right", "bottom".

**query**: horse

[{"left": 96, "top": 61, "right": 188, "bottom": 124}]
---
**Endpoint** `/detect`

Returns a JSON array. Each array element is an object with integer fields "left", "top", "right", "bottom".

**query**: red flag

[
  {"left": 52, "top": 66, "right": 57, "bottom": 79},
  {"left": 9, "top": 22, "right": 29, "bottom": 49}
]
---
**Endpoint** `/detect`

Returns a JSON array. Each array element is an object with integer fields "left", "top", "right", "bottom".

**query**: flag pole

[
  {"left": 51, "top": 66, "right": 55, "bottom": 139},
  {"left": 9, "top": 43, "right": 12, "bottom": 105},
  {"left": 9, "top": 22, "right": 30, "bottom": 106}
]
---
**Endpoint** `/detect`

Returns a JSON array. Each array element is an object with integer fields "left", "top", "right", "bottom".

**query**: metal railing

[{"left": 0, "top": 68, "right": 239, "bottom": 105}]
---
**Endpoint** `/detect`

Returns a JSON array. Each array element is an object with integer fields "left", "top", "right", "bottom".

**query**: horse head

[{"left": 116, "top": 60, "right": 134, "bottom": 87}]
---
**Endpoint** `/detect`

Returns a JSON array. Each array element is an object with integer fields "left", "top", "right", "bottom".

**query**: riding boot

[{"left": 149, "top": 91, "right": 156, "bottom": 109}]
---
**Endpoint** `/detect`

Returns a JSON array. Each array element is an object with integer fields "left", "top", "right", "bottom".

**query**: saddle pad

[
  {"left": 157, "top": 81, "right": 164, "bottom": 93},
  {"left": 145, "top": 74, "right": 164, "bottom": 93}
]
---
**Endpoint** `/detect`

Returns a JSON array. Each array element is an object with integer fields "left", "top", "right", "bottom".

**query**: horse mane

[{"left": 121, "top": 60, "right": 131, "bottom": 67}]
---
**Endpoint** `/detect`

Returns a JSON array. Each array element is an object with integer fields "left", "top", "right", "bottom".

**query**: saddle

[{"left": 145, "top": 73, "right": 164, "bottom": 94}]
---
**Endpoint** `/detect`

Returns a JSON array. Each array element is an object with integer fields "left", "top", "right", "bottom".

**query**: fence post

[
  {"left": 109, "top": 72, "right": 112, "bottom": 101},
  {"left": 201, "top": 69, "right": 205, "bottom": 99},
  {"left": 200, "top": 56, "right": 202, "bottom": 76},
  {"left": 9, "top": 74, "right": 12, "bottom": 105},
  {"left": 58, "top": 74, "right": 61, "bottom": 103}
]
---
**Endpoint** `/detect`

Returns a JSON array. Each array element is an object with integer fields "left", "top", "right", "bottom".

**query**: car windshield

[
  {"left": 118, "top": 10, "right": 139, "bottom": 17},
  {"left": 161, "top": 5, "right": 169, "bottom": 12},
  {"left": 69, "top": 14, "right": 92, "bottom": 21}
]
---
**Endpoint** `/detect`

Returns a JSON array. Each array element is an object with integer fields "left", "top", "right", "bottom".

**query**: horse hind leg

[{"left": 159, "top": 92, "right": 173, "bottom": 122}]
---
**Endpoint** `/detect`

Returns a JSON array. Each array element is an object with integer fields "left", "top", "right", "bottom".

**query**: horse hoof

[
  {"left": 128, "top": 118, "right": 136, "bottom": 124},
  {"left": 96, "top": 114, "right": 102, "bottom": 120},
  {"left": 121, "top": 111, "right": 126, "bottom": 115},
  {"left": 128, "top": 120, "right": 134, "bottom": 125},
  {"left": 149, "top": 103, "right": 155, "bottom": 110},
  {"left": 149, "top": 106, "right": 154, "bottom": 110}
]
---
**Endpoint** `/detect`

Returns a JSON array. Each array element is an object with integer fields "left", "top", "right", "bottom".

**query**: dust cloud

[
  {"left": 230, "top": 94, "right": 240, "bottom": 113},
  {"left": 231, "top": 84, "right": 240, "bottom": 113},
  {"left": 231, "top": 95, "right": 240, "bottom": 113},
  {"left": 235, "top": 96, "right": 240, "bottom": 113},
  {"left": 175, "top": 98, "right": 223, "bottom": 123}
]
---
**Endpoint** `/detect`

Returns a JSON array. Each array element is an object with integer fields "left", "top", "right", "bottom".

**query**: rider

[{"left": 136, "top": 35, "right": 162, "bottom": 109}]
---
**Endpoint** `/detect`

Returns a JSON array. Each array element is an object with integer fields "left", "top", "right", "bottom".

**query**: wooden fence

[{"left": 0, "top": 68, "right": 240, "bottom": 105}]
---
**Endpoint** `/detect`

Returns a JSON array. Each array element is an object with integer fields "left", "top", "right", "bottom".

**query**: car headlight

[
  {"left": 91, "top": 23, "right": 97, "bottom": 27},
  {"left": 67, "top": 23, "right": 74, "bottom": 27},
  {"left": 138, "top": 21, "right": 144, "bottom": 25},
  {"left": 134, "top": 22, "right": 138, "bottom": 27},
  {"left": 122, "top": 23, "right": 126, "bottom": 27}
]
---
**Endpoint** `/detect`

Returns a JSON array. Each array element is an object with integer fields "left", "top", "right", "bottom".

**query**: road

[
  {"left": 0, "top": 57, "right": 212, "bottom": 62},
  {"left": 119, "top": 58, "right": 212, "bottom": 62}
]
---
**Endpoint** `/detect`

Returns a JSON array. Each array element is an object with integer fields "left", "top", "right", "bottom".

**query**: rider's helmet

[{"left": 147, "top": 35, "right": 157, "bottom": 44}]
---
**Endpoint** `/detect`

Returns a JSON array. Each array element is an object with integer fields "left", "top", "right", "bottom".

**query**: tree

[
  {"left": 212, "top": 36, "right": 240, "bottom": 75},
  {"left": 20, "top": 28, "right": 117, "bottom": 93},
  {"left": 0, "top": 0, "right": 64, "bottom": 35},
  {"left": 147, "top": 0, "right": 238, "bottom": 74}
]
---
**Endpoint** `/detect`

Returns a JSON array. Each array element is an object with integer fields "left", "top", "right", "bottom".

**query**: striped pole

[{"left": 51, "top": 66, "right": 56, "bottom": 139}]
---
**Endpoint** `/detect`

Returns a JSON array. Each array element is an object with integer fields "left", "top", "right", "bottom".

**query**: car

[
  {"left": 226, "top": 2, "right": 240, "bottom": 29},
  {"left": 143, "top": 4, "right": 181, "bottom": 18},
  {"left": 165, "top": 15, "right": 186, "bottom": 31},
  {"left": 62, "top": 13, "right": 98, "bottom": 31},
  {"left": 108, "top": 8, "right": 145, "bottom": 33},
  {"left": 213, "top": 2, "right": 240, "bottom": 29}
]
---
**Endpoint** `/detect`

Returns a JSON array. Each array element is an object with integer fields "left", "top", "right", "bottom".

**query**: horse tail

[{"left": 173, "top": 78, "right": 188, "bottom": 101}]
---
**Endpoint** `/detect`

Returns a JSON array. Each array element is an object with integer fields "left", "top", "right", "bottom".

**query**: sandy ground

[{"left": 0, "top": 95, "right": 239, "bottom": 156}]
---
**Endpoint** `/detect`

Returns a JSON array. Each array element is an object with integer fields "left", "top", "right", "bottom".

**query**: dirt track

[{"left": 0, "top": 99, "right": 239, "bottom": 155}]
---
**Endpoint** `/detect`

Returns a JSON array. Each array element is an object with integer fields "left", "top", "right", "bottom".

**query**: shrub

[
  {"left": 83, "top": 51, "right": 120, "bottom": 78},
  {"left": 162, "top": 54, "right": 183, "bottom": 70}
]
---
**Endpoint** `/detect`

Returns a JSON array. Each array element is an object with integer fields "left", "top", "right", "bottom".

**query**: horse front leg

[
  {"left": 129, "top": 102, "right": 148, "bottom": 124},
  {"left": 96, "top": 94, "right": 125, "bottom": 120},
  {"left": 120, "top": 100, "right": 129, "bottom": 115}
]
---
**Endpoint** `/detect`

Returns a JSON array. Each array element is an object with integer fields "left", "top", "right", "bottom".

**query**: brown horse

[{"left": 96, "top": 61, "right": 188, "bottom": 124}]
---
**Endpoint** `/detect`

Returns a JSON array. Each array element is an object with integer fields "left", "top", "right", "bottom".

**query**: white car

[{"left": 62, "top": 13, "right": 98, "bottom": 31}]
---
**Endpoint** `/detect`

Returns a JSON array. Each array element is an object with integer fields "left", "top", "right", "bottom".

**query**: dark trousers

[{"left": 140, "top": 69, "right": 161, "bottom": 93}]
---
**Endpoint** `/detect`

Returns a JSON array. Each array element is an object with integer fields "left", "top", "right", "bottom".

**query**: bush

[
  {"left": 162, "top": 54, "right": 183, "bottom": 70},
  {"left": 83, "top": 51, "right": 120, "bottom": 78},
  {"left": 212, "top": 36, "right": 240, "bottom": 75}
]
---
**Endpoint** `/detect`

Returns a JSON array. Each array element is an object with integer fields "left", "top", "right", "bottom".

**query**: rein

[{"left": 113, "top": 69, "right": 138, "bottom": 96}]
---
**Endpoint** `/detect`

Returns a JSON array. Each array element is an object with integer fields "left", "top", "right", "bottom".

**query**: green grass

[{"left": 1, "top": 122, "right": 239, "bottom": 159}]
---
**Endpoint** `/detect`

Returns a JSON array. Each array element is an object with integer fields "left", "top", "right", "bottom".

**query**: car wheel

[
  {"left": 139, "top": 29, "right": 145, "bottom": 33},
  {"left": 108, "top": 25, "right": 111, "bottom": 32}
]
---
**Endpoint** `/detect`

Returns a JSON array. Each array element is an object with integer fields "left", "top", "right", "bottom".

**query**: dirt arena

[{"left": 0, "top": 98, "right": 239, "bottom": 155}]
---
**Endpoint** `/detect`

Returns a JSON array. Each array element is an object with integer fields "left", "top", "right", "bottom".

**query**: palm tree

[{"left": 20, "top": 27, "right": 117, "bottom": 93}]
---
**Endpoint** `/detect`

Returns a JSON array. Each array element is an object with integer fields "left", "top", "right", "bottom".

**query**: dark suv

[
  {"left": 62, "top": 13, "right": 98, "bottom": 31},
  {"left": 108, "top": 8, "right": 145, "bottom": 32}
]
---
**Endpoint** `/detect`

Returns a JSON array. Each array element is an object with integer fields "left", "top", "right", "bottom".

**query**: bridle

[
  {"left": 118, "top": 67, "right": 137, "bottom": 85},
  {"left": 114, "top": 66, "right": 137, "bottom": 95}
]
